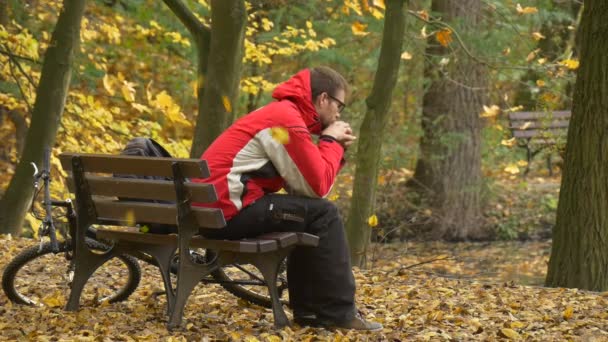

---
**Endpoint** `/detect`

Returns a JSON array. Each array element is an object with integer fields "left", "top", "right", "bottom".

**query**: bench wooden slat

[
  {"left": 257, "top": 232, "right": 299, "bottom": 248},
  {"left": 509, "top": 120, "right": 569, "bottom": 130},
  {"left": 296, "top": 233, "right": 320, "bottom": 247},
  {"left": 513, "top": 129, "right": 567, "bottom": 139},
  {"left": 66, "top": 175, "right": 217, "bottom": 203},
  {"left": 508, "top": 110, "right": 571, "bottom": 120},
  {"left": 93, "top": 199, "right": 226, "bottom": 229},
  {"left": 97, "top": 229, "right": 179, "bottom": 246},
  {"left": 96, "top": 229, "right": 278, "bottom": 253},
  {"left": 59, "top": 153, "right": 210, "bottom": 179}
]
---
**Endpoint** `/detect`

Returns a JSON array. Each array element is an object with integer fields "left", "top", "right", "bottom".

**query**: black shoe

[{"left": 294, "top": 312, "right": 383, "bottom": 332}]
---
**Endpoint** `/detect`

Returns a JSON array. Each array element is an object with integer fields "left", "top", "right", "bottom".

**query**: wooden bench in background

[
  {"left": 59, "top": 153, "right": 318, "bottom": 329},
  {"left": 508, "top": 110, "right": 570, "bottom": 175}
]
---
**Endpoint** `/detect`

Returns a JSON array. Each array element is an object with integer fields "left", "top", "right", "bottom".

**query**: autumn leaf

[
  {"left": 501, "top": 137, "right": 517, "bottom": 147},
  {"left": 480, "top": 105, "right": 500, "bottom": 118},
  {"left": 504, "top": 164, "right": 520, "bottom": 175},
  {"left": 536, "top": 80, "right": 546, "bottom": 87},
  {"left": 270, "top": 126, "right": 289, "bottom": 145},
  {"left": 531, "top": 32, "right": 545, "bottom": 40},
  {"left": 120, "top": 80, "right": 136, "bottom": 102},
  {"left": 351, "top": 21, "right": 369, "bottom": 36},
  {"left": 222, "top": 95, "right": 232, "bottom": 112},
  {"left": 125, "top": 210, "right": 136, "bottom": 226},
  {"left": 563, "top": 306, "right": 574, "bottom": 320},
  {"left": 516, "top": 4, "right": 538, "bottom": 15},
  {"left": 499, "top": 328, "right": 521, "bottom": 339},
  {"left": 436, "top": 29, "right": 453, "bottom": 47},
  {"left": 417, "top": 10, "right": 429, "bottom": 21},
  {"left": 560, "top": 59, "right": 580, "bottom": 70},
  {"left": 102, "top": 74, "right": 115, "bottom": 96},
  {"left": 368, "top": 214, "right": 379, "bottom": 228},
  {"left": 400, "top": 51, "right": 413, "bottom": 60}
]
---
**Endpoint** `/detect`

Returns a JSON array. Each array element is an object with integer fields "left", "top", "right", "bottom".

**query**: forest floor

[{"left": 2, "top": 234, "right": 608, "bottom": 341}]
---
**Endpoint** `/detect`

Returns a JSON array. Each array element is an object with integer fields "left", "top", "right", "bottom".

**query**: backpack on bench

[{"left": 116, "top": 137, "right": 177, "bottom": 234}]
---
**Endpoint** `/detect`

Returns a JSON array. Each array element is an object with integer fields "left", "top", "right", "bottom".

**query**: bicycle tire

[
  {"left": 211, "top": 258, "right": 288, "bottom": 309},
  {"left": 2, "top": 238, "right": 142, "bottom": 306}
]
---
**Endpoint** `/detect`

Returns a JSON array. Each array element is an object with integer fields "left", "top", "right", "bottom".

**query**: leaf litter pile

[{"left": 1, "top": 235, "right": 608, "bottom": 341}]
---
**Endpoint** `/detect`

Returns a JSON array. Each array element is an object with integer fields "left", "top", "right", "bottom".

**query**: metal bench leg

[
  {"left": 250, "top": 249, "right": 293, "bottom": 329},
  {"left": 65, "top": 248, "right": 118, "bottom": 311},
  {"left": 547, "top": 154, "right": 553, "bottom": 176},
  {"left": 134, "top": 244, "right": 177, "bottom": 316}
]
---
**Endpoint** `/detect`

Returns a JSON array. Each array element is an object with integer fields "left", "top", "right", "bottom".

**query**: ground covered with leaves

[{"left": 2, "top": 235, "right": 608, "bottom": 341}]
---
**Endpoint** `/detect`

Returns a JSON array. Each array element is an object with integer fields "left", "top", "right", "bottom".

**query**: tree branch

[{"left": 161, "top": 0, "right": 210, "bottom": 39}]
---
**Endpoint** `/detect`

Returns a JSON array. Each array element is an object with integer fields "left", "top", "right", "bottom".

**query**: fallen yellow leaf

[{"left": 499, "top": 328, "right": 521, "bottom": 339}]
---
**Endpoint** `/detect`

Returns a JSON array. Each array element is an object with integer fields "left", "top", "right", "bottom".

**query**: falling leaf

[
  {"left": 417, "top": 10, "right": 429, "bottom": 21},
  {"left": 531, "top": 32, "right": 545, "bottom": 41},
  {"left": 125, "top": 210, "right": 136, "bottom": 226},
  {"left": 516, "top": 160, "right": 528, "bottom": 167},
  {"left": 504, "top": 164, "right": 520, "bottom": 175},
  {"left": 400, "top": 51, "right": 413, "bottom": 60},
  {"left": 563, "top": 306, "right": 574, "bottom": 320},
  {"left": 351, "top": 21, "right": 369, "bottom": 36},
  {"left": 560, "top": 59, "right": 580, "bottom": 70},
  {"left": 526, "top": 49, "right": 539, "bottom": 62},
  {"left": 436, "top": 29, "right": 452, "bottom": 47},
  {"left": 501, "top": 138, "right": 517, "bottom": 147},
  {"left": 222, "top": 95, "right": 232, "bottom": 112},
  {"left": 372, "top": 0, "right": 385, "bottom": 10},
  {"left": 368, "top": 214, "right": 379, "bottom": 228},
  {"left": 516, "top": 4, "right": 538, "bottom": 15},
  {"left": 480, "top": 105, "right": 501, "bottom": 118},
  {"left": 270, "top": 126, "right": 289, "bottom": 144},
  {"left": 502, "top": 47, "right": 511, "bottom": 55}
]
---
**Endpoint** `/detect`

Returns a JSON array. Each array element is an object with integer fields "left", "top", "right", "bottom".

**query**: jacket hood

[{"left": 272, "top": 69, "right": 322, "bottom": 134}]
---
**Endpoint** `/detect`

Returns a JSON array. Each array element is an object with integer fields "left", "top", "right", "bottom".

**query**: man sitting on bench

[{"left": 195, "top": 66, "right": 382, "bottom": 331}]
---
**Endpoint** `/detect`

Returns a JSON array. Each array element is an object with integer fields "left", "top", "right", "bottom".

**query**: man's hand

[{"left": 322, "top": 121, "right": 357, "bottom": 148}]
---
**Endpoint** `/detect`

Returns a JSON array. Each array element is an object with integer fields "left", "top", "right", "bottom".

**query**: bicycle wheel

[
  {"left": 211, "top": 257, "right": 289, "bottom": 309},
  {"left": 2, "top": 238, "right": 141, "bottom": 306}
]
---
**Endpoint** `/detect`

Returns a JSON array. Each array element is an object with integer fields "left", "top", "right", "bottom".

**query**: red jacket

[{"left": 194, "top": 69, "right": 345, "bottom": 220}]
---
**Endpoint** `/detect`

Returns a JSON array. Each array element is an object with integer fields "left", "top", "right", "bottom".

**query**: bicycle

[{"left": 2, "top": 147, "right": 288, "bottom": 309}]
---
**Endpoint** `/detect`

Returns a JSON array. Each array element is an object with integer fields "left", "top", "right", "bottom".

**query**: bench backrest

[
  {"left": 59, "top": 153, "right": 226, "bottom": 229},
  {"left": 508, "top": 110, "right": 570, "bottom": 139}
]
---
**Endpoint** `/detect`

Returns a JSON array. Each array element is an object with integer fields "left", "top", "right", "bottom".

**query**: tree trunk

[
  {"left": 0, "top": 0, "right": 8, "bottom": 27},
  {"left": 0, "top": 0, "right": 86, "bottom": 235},
  {"left": 345, "top": 0, "right": 406, "bottom": 267},
  {"left": 546, "top": 2, "right": 608, "bottom": 291},
  {"left": 190, "top": 0, "right": 246, "bottom": 158},
  {"left": 411, "top": 0, "right": 488, "bottom": 240}
]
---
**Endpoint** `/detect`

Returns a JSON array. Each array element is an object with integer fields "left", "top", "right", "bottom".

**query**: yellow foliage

[
  {"left": 436, "top": 29, "right": 453, "bottom": 47},
  {"left": 516, "top": 4, "right": 538, "bottom": 15},
  {"left": 351, "top": 21, "right": 369, "bottom": 36},
  {"left": 368, "top": 214, "right": 379, "bottom": 228},
  {"left": 560, "top": 59, "right": 580, "bottom": 70},
  {"left": 222, "top": 96, "right": 232, "bottom": 113}
]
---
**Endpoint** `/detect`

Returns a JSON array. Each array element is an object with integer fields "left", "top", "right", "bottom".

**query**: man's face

[{"left": 316, "top": 89, "right": 346, "bottom": 130}]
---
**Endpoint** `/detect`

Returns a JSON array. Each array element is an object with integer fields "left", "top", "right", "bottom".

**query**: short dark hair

[{"left": 310, "top": 66, "right": 349, "bottom": 101}]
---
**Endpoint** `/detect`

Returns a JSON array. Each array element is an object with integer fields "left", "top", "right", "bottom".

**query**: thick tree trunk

[
  {"left": 0, "top": 0, "right": 86, "bottom": 235},
  {"left": 411, "top": 0, "right": 488, "bottom": 240},
  {"left": 190, "top": 0, "right": 246, "bottom": 158},
  {"left": 346, "top": 0, "right": 406, "bottom": 267},
  {"left": 0, "top": 0, "right": 8, "bottom": 27},
  {"left": 546, "top": 2, "right": 608, "bottom": 291}
]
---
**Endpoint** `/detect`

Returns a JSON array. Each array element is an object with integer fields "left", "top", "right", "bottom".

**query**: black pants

[{"left": 202, "top": 194, "right": 356, "bottom": 323}]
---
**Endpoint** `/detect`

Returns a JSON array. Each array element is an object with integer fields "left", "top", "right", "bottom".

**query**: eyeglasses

[{"left": 327, "top": 94, "right": 346, "bottom": 113}]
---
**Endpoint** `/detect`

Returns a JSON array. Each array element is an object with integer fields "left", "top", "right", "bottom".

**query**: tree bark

[
  {"left": 345, "top": 0, "right": 406, "bottom": 267},
  {"left": 0, "top": 0, "right": 86, "bottom": 235},
  {"left": 190, "top": 0, "right": 246, "bottom": 158},
  {"left": 411, "top": 0, "right": 488, "bottom": 240},
  {"left": 546, "top": 2, "right": 608, "bottom": 291},
  {"left": 0, "top": 0, "right": 8, "bottom": 27}
]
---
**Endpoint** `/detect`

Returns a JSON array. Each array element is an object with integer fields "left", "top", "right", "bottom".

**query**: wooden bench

[
  {"left": 508, "top": 110, "right": 570, "bottom": 175},
  {"left": 58, "top": 153, "right": 319, "bottom": 329}
]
